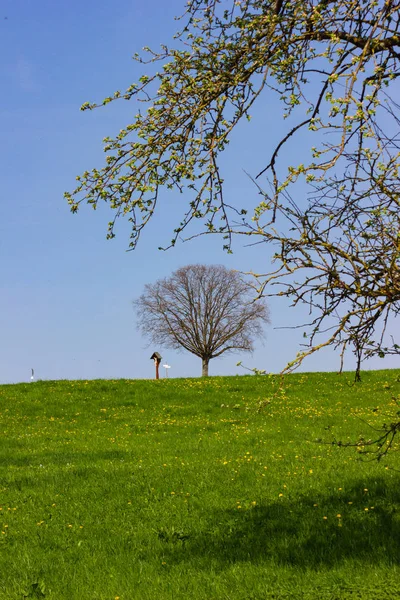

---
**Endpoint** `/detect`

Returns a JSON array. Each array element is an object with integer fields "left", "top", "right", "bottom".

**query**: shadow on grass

[{"left": 163, "top": 476, "right": 400, "bottom": 568}]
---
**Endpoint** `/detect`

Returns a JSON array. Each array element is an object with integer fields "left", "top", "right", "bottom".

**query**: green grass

[{"left": 0, "top": 370, "right": 399, "bottom": 599}]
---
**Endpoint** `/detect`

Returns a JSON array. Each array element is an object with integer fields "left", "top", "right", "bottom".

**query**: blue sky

[{"left": 1, "top": 0, "right": 398, "bottom": 383}]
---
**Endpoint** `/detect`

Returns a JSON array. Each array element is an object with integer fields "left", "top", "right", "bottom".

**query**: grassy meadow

[{"left": 0, "top": 370, "right": 399, "bottom": 599}]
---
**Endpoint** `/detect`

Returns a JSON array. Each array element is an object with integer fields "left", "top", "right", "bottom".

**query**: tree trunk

[{"left": 202, "top": 357, "right": 209, "bottom": 377}]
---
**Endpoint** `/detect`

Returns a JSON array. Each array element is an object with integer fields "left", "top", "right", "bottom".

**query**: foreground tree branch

[{"left": 66, "top": 1, "right": 399, "bottom": 451}]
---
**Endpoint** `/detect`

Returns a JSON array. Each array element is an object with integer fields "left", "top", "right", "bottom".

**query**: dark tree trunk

[{"left": 202, "top": 357, "right": 210, "bottom": 377}]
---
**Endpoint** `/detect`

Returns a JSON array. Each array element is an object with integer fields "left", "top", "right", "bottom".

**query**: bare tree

[{"left": 134, "top": 265, "right": 269, "bottom": 376}]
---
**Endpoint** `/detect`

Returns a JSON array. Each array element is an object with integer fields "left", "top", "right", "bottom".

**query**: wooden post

[{"left": 150, "top": 352, "right": 162, "bottom": 380}]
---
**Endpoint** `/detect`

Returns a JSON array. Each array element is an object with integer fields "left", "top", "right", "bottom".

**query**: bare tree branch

[{"left": 67, "top": 0, "right": 400, "bottom": 454}]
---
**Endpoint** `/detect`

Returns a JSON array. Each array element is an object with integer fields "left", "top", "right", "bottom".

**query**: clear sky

[{"left": 1, "top": 0, "right": 398, "bottom": 383}]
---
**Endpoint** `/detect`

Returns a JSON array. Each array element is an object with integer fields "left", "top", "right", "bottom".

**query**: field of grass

[{"left": 0, "top": 370, "right": 399, "bottom": 599}]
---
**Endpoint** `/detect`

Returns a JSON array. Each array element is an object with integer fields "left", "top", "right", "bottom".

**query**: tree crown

[
  {"left": 134, "top": 264, "right": 269, "bottom": 366},
  {"left": 67, "top": 0, "right": 399, "bottom": 373}
]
